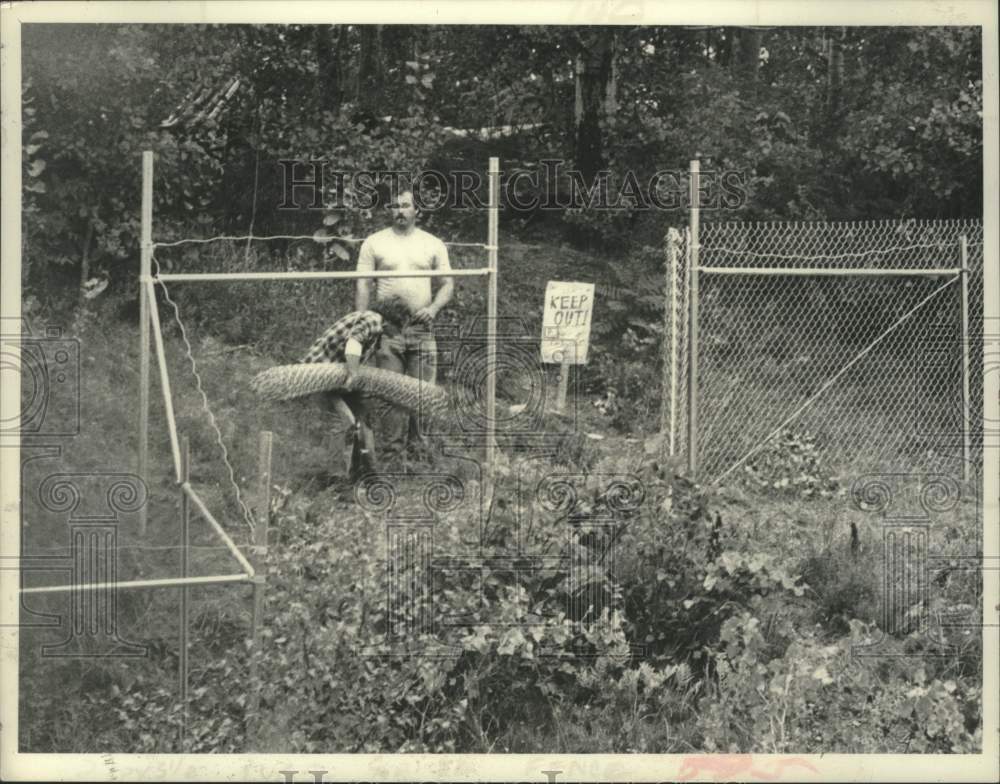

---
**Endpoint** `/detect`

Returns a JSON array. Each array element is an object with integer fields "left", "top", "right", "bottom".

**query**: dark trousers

[{"left": 375, "top": 323, "right": 437, "bottom": 454}]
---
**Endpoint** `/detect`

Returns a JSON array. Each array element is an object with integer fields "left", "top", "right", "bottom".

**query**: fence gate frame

[{"left": 668, "top": 159, "right": 975, "bottom": 486}]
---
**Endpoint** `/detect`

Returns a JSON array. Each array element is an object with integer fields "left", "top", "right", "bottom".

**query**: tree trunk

[
  {"left": 573, "top": 27, "right": 615, "bottom": 182},
  {"left": 574, "top": 54, "right": 583, "bottom": 130},
  {"left": 315, "top": 25, "right": 343, "bottom": 116},
  {"left": 828, "top": 26, "right": 846, "bottom": 116},
  {"left": 411, "top": 25, "right": 424, "bottom": 65},
  {"left": 379, "top": 25, "right": 415, "bottom": 116},
  {"left": 717, "top": 27, "right": 734, "bottom": 67},
  {"left": 352, "top": 24, "right": 385, "bottom": 129},
  {"left": 604, "top": 30, "right": 619, "bottom": 122},
  {"left": 738, "top": 27, "right": 762, "bottom": 80},
  {"left": 356, "top": 25, "right": 383, "bottom": 104}
]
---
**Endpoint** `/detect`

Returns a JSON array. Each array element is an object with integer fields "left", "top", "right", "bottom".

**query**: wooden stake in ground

[{"left": 557, "top": 353, "right": 570, "bottom": 413}]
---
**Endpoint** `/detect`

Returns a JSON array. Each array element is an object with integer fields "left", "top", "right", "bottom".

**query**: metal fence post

[
  {"left": 688, "top": 160, "right": 700, "bottom": 478},
  {"left": 486, "top": 158, "right": 499, "bottom": 491},
  {"left": 663, "top": 229, "right": 679, "bottom": 454},
  {"left": 138, "top": 151, "right": 153, "bottom": 535},
  {"left": 179, "top": 435, "right": 190, "bottom": 748},
  {"left": 248, "top": 431, "right": 272, "bottom": 734},
  {"left": 959, "top": 235, "right": 971, "bottom": 483}
]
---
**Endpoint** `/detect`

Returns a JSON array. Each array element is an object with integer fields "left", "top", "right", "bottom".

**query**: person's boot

[
  {"left": 347, "top": 425, "right": 365, "bottom": 483},
  {"left": 406, "top": 415, "right": 431, "bottom": 461},
  {"left": 357, "top": 422, "right": 379, "bottom": 476},
  {"left": 357, "top": 447, "right": 377, "bottom": 477},
  {"left": 349, "top": 431, "right": 380, "bottom": 481}
]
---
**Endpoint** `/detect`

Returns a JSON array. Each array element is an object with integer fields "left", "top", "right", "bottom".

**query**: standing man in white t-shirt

[{"left": 355, "top": 189, "right": 454, "bottom": 457}]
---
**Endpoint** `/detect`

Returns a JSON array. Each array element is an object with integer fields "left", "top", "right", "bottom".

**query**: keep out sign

[{"left": 541, "top": 280, "right": 595, "bottom": 364}]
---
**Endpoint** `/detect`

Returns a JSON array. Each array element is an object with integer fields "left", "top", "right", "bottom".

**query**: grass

[{"left": 17, "top": 232, "right": 984, "bottom": 753}]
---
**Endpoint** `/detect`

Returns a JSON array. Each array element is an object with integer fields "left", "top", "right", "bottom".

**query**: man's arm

[
  {"left": 355, "top": 236, "right": 376, "bottom": 311},
  {"left": 430, "top": 239, "right": 454, "bottom": 315},
  {"left": 344, "top": 312, "right": 382, "bottom": 387},
  {"left": 428, "top": 277, "right": 454, "bottom": 317},
  {"left": 414, "top": 239, "right": 454, "bottom": 323},
  {"left": 356, "top": 280, "right": 371, "bottom": 312}
]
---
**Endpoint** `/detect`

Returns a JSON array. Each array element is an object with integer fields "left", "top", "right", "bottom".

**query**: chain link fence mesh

[{"left": 663, "top": 219, "right": 983, "bottom": 486}]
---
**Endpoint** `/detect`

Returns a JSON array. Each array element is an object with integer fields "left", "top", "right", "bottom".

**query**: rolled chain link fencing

[{"left": 663, "top": 219, "right": 983, "bottom": 485}]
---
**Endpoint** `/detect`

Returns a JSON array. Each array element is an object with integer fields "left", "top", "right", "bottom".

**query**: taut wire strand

[
  {"left": 154, "top": 234, "right": 357, "bottom": 247},
  {"left": 703, "top": 240, "right": 955, "bottom": 265},
  {"left": 152, "top": 234, "right": 489, "bottom": 249}
]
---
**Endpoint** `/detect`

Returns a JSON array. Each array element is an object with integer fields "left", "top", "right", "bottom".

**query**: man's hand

[{"left": 412, "top": 306, "right": 436, "bottom": 326}]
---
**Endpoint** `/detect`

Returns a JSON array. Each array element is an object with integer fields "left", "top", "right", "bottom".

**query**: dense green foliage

[
  {"left": 18, "top": 297, "right": 983, "bottom": 754},
  {"left": 22, "top": 24, "right": 982, "bottom": 302},
  {"left": 19, "top": 23, "right": 984, "bottom": 755}
]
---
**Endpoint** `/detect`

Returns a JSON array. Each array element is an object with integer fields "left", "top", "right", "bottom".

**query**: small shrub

[
  {"left": 742, "top": 428, "right": 842, "bottom": 498},
  {"left": 589, "top": 355, "right": 662, "bottom": 435},
  {"left": 614, "top": 464, "right": 806, "bottom": 669},
  {"left": 799, "top": 544, "right": 880, "bottom": 636},
  {"left": 698, "top": 618, "right": 981, "bottom": 753}
]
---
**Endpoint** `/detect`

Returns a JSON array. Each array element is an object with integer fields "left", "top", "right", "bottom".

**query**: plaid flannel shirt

[{"left": 300, "top": 310, "right": 384, "bottom": 365}]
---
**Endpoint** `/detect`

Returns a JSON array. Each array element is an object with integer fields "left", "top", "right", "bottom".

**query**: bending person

[
  {"left": 300, "top": 296, "right": 413, "bottom": 479},
  {"left": 355, "top": 188, "right": 454, "bottom": 459}
]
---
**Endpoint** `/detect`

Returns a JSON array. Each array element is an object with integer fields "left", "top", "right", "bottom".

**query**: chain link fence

[{"left": 663, "top": 219, "right": 983, "bottom": 486}]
